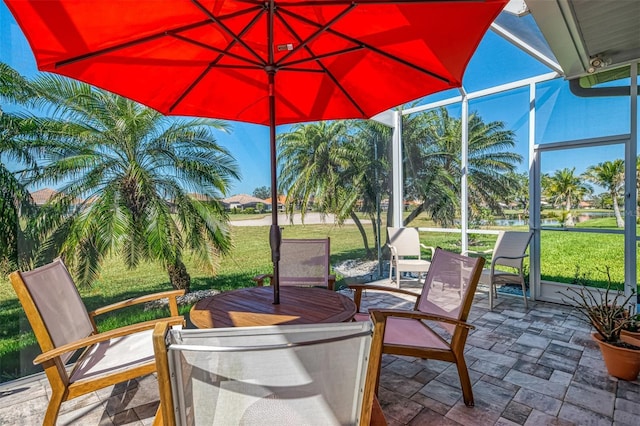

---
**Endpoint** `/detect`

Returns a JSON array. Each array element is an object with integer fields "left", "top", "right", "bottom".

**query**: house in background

[
  {"left": 187, "top": 192, "right": 215, "bottom": 202},
  {"left": 264, "top": 195, "right": 286, "bottom": 212},
  {"left": 222, "top": 194, "right": 267, "bottom": 211},
  {"left": 30, "top": 188, "right": 82, "bottom": 210},
  {"left": 29, "top": 188, "right": 58, "bottom": 206}
]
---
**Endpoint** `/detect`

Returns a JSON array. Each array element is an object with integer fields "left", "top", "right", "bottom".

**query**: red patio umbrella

[{"left": 5, "top": 0, "right": 507, "bottom": 303}]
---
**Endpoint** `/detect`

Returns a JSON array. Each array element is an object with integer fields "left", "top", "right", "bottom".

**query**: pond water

[{"left": 492, "top": 211, "right": 614, "bottom": 227}]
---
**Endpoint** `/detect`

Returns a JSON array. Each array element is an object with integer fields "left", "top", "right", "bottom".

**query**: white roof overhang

[
  {"left": 373, "top": 1, "right": 637, "bottom": 100},
  {"left": 520, "top": 0, "right": 640, "bottom": 87}
]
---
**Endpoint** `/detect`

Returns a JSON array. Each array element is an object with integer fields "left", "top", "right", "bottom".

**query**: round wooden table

[{"left": 190, "top": 286, "right": 357, "bottom": 328}]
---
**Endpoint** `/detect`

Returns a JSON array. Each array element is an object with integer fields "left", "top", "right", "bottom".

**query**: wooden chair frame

[
  {"left": 350, "top": 249, "right": 484, "bottom": 406},
  {"left": 9, "top": 259, "right": 185, "bottom": 426}
]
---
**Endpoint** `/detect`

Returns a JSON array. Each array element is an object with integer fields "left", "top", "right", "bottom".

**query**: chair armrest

[
  {"left": 490, "top": 254, "right": 529, "bottom": 274},
  {"left": 387, "top": 244, "right": 399, "bottom": 259},
  {"left": 493, "top": 254, "right": 528, "bottom": 262},
  {"left": 252, "top": 274, "right": 273, "bottom": 287},
  {"left": 419, "top": 244, "right": 435, "bottom": 257},
  {"left": 33, "top": 316, "right": 185, "bottom": 365},
  {"left": 348, "top": 284, "right": 420, "bottom": 311},
  {"left": 348, "top": 284, "right": 421, "bottom": 298},
  {"left": 371, "top": 308, "right": 475, "bottom": 330},
  {"left": 90, "top": 290, "right": 185, "bottom": 318}
]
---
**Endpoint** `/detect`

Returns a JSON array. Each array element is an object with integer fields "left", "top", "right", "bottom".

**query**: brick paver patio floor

[{"left": 1, "top": 279, "right": 639, "bottom": 425}]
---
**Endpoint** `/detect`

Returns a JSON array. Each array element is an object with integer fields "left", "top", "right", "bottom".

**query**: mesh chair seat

[
  {"left": 70, "top": 329, "right": 155, "bottom": 382},
  {"left": 9, "top": 259, "right": 184, "bottom": 426},
  {"left": 153, "top": 318, "right": 386, "bottom": 426},
  {"left": 383, "top": 317, "right": 449, "bottom": 350},
  {"left": 350, "top": 248, "right": 484, "bottom": 407}
]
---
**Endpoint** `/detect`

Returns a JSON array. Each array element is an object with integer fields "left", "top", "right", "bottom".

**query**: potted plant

[
  {"left": 620, "top": 311, "right": 640, "bottom": 343},
  {"left": 559, "top": 267, "right": 640, "bottom": 381}
]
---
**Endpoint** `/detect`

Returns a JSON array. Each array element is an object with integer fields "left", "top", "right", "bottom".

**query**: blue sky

[{"left": 0, "top": 4, "right": 634, "bottom": 196}]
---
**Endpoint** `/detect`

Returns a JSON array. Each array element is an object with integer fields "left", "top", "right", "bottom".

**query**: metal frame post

[{"left": 625, "top": 63, "right": 638, "bottom": 300}]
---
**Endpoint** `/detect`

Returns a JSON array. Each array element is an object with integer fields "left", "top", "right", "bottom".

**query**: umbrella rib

[
  {"left": 275, "top": 12, "right": 367, "bottom": 117},
  {"left": 239, "top": 0, "right": 467, "bottom": 5},
  {"left": 280, "top": 68, "right": 325, "bottom": 73},
  {"left": 275, "top": 3, "right": 355, "bottom": 66},
  {"left": 278, "top": 7, "right": 453, "bottom": 84},
  {"left": 168, "top": 64, "right": 213, "bottom": 114},
  {"left": 317, "top": 69, "right": 367, "bottom": 117},
  {"left": 167, "top": 61, "right": 264, "bottom": 114},
  {"left": 54, "top": 19, "right": 212, "bottom": 68},
  {"left": 168, "top": 5, "right": 267, "bottom": 113},
  {"left": 280, "top": 46, "right": 365, "bottom": 68},
  {"left": 208, "top": 64, "right": 263, "bottom": 70},
  {"left": 170, "top": 34, "right": 264, "bottom": 68},
  {"left": 191, "top": 0, "right": 266, "bottom": 66}
]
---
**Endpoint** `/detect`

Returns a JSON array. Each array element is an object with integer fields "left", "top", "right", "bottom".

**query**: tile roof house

[
  {"left": 187, "top": 192, "right": 215, "bottom": 202},
  {"left": 264, "top": 194, "right": 286, "bottom": 211},
  {"left": 222, "top": 194, "right": 267, "bottom": 211},
  {"left": 29, "top": 188, "right": 58, "bottom": 206}
]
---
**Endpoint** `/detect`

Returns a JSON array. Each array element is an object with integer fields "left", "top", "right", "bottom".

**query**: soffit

[{"left": 526, "top": 0, "right": 640, "bottom": 84}]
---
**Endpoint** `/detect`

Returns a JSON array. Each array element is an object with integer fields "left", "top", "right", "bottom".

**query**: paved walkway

[
  {"left": 230, "top": 212, "right": 356, "bottom": 226},
  {"left": 1, "top": 279, "right": 639, "bottom": 425}
]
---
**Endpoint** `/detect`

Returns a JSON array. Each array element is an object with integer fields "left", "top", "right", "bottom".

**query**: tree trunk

[
  {"left": 350, "top": 211, "right": 373, "bottom": 259},
  {"left": 403, "top": 203, "right": 425, "bottom": 226},
  {"left": 564, "top": 195, "right": 574, "bottom": 227},
  {"left": 370, "top": 213, "right": 379, "bottom": 255},
  {"left": 167, "top": 257, "right": 191, "bottom": 292},
  {"left": 611, "top": 191, "right": 625, "bottom": 228}
]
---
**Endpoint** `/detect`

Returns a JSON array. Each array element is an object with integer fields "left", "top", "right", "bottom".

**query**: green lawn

[{"left": 0, "top": 215, "right": 634, "bottom": 381}]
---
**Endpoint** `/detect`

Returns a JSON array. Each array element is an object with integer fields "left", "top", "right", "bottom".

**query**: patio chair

[
  {"left": 253, "top": 238, "right": 335, "bottom": 290},
  {"left": 466, "top": 231, "right": 533, "bottom": 311},
  {"left": 350, "top": 248, "right": 484, "bottom": 406},
  {"left": 152, "top": 312, "right": 386, "bottom": 426},
  {"left": 387, "top": 227, "right": 435, "bottom": 287},
  {"left": 8, "top": 258, "right": 185, "bottom": 426}
]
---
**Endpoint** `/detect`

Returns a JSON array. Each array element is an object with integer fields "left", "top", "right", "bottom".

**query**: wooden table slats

[{"left": 190, "top": 286, "right": 357, "bottom": 329}]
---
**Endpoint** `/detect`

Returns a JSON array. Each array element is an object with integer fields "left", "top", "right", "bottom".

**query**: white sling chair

[
  {"left": 387, "top": 227, "right": 434, "bottom": 287},
  {"left": 468, "top": 231, "right": 533, "bottom": 310},
  {"left": 153, "top": 314, "right": 385, "bottom": 426}
]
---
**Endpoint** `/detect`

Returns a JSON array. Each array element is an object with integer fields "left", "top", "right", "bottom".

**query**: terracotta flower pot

[
  {"left": 621, "top": 329, "right": 640, "bottom": 345},
  {"left": 592, "top": 333, "right": 640, "bottom": 381}
]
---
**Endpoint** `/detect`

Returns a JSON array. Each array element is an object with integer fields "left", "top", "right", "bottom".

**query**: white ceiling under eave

[{"left": 525, "top": 0, "right": 640, "bottom": 83}]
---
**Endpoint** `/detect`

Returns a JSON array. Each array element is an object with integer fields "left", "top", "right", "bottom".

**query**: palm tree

[
  {"left": 544, "top": 167, "right": 592, "bottom": 227},
  {"left": 278, "top": 120, "right": 389, "bottom": 258},
  {"left": 347, "top": 120, "right": 391, "bottom": 257},
  {"left": 0, "top": 62, "right": 39, "bottom": 271},
  {"left": 25, "top": 75, "right": 240, "bottom": 291},
  {"left": 278, "top": 121, "right": 349, "bottom": 215},
  {"left": 403, "top": 107, "right": 522, "bottom": 226},
  {"left": 585, "top": 159, "right": 624, "bottom": 227},
  {"left": 504, "top": 171, "right": 529, "bottom": 217},
  {"left": 402, "top": 107, "right": 459, "bottom": 226}
]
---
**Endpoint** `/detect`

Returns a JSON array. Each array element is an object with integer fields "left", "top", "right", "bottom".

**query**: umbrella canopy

[{"left": 6, "top": 0, "right": 507, "bottom": 303}]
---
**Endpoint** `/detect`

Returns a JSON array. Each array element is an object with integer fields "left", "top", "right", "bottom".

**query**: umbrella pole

[{"left": 268, "top": 69, "right": 281, "bottom": 305}]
